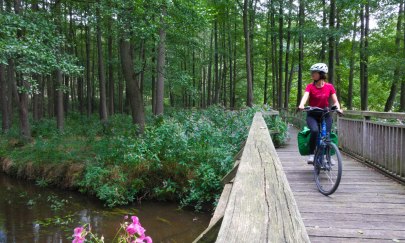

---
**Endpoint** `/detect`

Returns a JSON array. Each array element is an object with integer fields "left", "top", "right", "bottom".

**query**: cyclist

[{"left": 298, "top": 63, "right": 343, "bottom": 163}]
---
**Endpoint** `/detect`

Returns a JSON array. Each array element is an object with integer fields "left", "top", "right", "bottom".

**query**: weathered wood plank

[
  {"left": 310, "top": 237, "right": 399, "bottom": 243},
  {"left": 193, "top": 218, "right": 223, "bottom": 243},
  {"left": 343, "top": 110, "right": 405, "bottom": 120},
  {"left": 306, "top": 227, "right": 405, "bottom": 240},
  {"left": 209, "top": 183, "right": 232, "bottom": 227},
  {"left": 216, "top": 112, "right": 310, "bottom": 243},
  {"left": 233, "top": 143, "right": 245, "bottom": 161},
  {"left": 220, "top": 161, "right": 239, "bottom": 186}
]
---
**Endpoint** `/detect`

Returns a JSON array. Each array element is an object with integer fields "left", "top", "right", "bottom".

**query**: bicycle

[{"left": 303, "top": 106, "right": 343, "bottom": 195}]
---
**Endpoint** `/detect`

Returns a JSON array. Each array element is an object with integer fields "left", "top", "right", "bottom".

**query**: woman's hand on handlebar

[{"left": 296, "top": 105, "right": 305, "bottom": 113}]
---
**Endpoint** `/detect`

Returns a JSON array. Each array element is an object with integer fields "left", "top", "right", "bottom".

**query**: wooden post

[{"left": 362, "top": 115, "right": 370, "bottom": 162}]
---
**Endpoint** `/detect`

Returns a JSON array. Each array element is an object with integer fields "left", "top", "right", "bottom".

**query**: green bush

[{"left": 0, "top": 106, "right": 288, "bottom": 210}]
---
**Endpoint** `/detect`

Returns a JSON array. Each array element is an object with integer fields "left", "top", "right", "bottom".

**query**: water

[{"left": 0, "top": 173, "right": 210, "bottom": 243}]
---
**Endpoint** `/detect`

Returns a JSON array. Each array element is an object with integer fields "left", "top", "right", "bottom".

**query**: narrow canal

[{"left": 0, "top": 173, "right": 210, "bottom": 242}]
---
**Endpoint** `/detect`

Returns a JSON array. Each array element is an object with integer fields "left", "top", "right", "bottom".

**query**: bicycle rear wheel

[{"left": 313, "top": 142, "right": 342, "bottom": 195}]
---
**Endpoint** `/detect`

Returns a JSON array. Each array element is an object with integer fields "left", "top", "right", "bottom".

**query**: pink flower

[
  {"left": 126, "top": 223, "right": 137, "bottom": 235},
  {"left": 72, "top": 237, "right": 85, "bottom": 243},
  {"left": 73, "top": 227, "right": 84, "bottom": 237},
  {"left": 72, "top": 227, "right": 86, "bottom": 243},
  {"left": 136, "top": 236, "right": 153, "bottom": 243},
  {"left": 126, "top": 223, "right": 146, "bottom": 236},
  {"left": 131, "top": 216, "right": 139, "bottom": 224}
]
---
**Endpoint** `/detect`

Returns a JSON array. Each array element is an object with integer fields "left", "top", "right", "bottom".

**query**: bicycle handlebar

[{"left": 302, "top": 106, "right": 343, "bottom": 116}]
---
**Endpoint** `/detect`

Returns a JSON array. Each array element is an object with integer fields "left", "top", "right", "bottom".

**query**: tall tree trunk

[
  {"left": 348, "top": 17, "right": 357, "bottom": 110},
  {"left": 232, "top": 13, "right": 237, "bottom": 108},
  {"left": 217, "top": 39, "right": 223, "bottom": 105},
  {"left": 86, "top": 22, "right": 92, "bottom": 116},
  {"left": 56, "top": 71, "right": 64, "bottom": 131},
  {"left": 33, "top": 75, "right": 40, "bottom": 121},
  {"left": 360, "top": 4, "right": 365, "bottom": 110},
  {"left": 278, "top": 0, "right": 284, "bottom": 109},
  {"left": 155, "top": 3, "right": 166, "bottom": 115},
  {"left": 207, "top": 28, "right": 213, "bottom": 106},
  {"left": 118, "top": 61, "right": 124, "bottom": 113},
  {"left": 202, "top": 52, "right": 206, "bottom": 108},
  {"left": 297, "top": 0, "right": 304, "bottom": 107},
  {"left": 0, "top": 3, "right": 10, "bottom": 132},
  {"left": 320, "top": 0, "right": 327, "bottom": 62},
  {"left": 384, "top": 1, "right": 403, "bottom": 112},
  {"left": 284, "top": 0, "right": 293, "bottom": 109},
  {"left": 288, "top": 35, "right": 297, "bottom": 103},
  {"left": 151, "top": 47, "right": 156, "bottom": 113},
  {"left": 119, "top": 40, "right": 145, "bottom": 133},
  {"left": 270, "top": 0, "right": 277, "bottom": 107},
  {"left": 38, "top": 76, "right": 45, "bottom": 120},
  {"left": 249, "top": 0, "right": 259, "bottom": 89},
  {"left": 192, "top": 50, "right": 196, "bottom": 107},
  {"left": 335, "top": 8, "right": 341, "bottom": 101},
  {"left": 46, "top": 76, "right": 53, "bottom": 117},
  {"left": 401, "top": 1, "right": 405, "bottom": 112},
  {"left": 243, "top": 0, "right": 253, "bottom": 107},
  {"left": 96, "top": 4, "right": 108, "bottom": 122},
  {"left": 222, "top": 27, "right": 227, "bottom": 107},
  {"left": 328, "top": 0, "right": 336, "bottom": 85},
  {"left": 264, "top": 8, "right": 270, "bottom": 104},
  {"left": 54, "top": 0, "right": 64, "bottom": 131},
  {"left": 64, "top": 76, "right": 69, "bottom": 116},
  {"left": 0, "top": 64, "right": 10, "bottom": 132},
  {"left": 14, "top": 0, "right": 30, "bottom": 138},
  {"left": 214, "top": 19, "right": 219, "bottom": 104},
  {"left": 77, "top": 22, "right": 84, "bottom": 114},
  {"left": 362, "top": 1, "right": 370, "bottom": 110},
  {"left": 227, "top": 10, "right": 233, "bottom": 108},
  {"left": 108, "top": 22, "right": 114, "bottom": 115}
]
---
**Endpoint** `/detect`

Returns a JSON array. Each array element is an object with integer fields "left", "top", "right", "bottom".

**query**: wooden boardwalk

[{"left": 276, "top": 126, "right": 405, "bottom": 243}]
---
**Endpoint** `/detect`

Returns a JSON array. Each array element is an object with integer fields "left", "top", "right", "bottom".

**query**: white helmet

[{"left": 310, "top": 63, "right": 328, "bottom": 74}]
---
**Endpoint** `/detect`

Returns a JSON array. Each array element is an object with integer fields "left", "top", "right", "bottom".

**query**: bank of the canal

[{"left": 0, "top": 172, "right": 210, "bottom": 242}]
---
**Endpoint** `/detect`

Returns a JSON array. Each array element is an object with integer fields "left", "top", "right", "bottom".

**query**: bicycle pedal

[{"left": 307, "top": 161, "right": 314, "bottom": 165}]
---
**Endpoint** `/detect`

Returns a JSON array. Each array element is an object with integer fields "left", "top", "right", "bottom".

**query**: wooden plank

[
  {"left": 216, "top": 112, "right": 310, "bottom": 243},
  {"left": 233, "top": 144, "right": 245, "bottom": 161},
  {"left": 303, "top": 219, "right": 405, "bottom": 231},
  {"left": 220, "top": 161, "right": 239, "bottom": 186},
  {"left": 193, "top": 217, "right": 223, "bottom": 243},
  {"left": 306, "top": 227, "right": 405, "bottom": 240},
  {"left": 344, "top": 110, "right": 405, "bottom": 120},
  {"left": 310, "top": 237, "right": 399, "bottom": 243},
  {"left": 262, "top": 111, "right": 279, "bottom": 116},
  {"left": 209, "top": 183, "right": 232, "bottom": 227},
  {"left": 301, "top": 212, "right": 405, "bottom": 224}
]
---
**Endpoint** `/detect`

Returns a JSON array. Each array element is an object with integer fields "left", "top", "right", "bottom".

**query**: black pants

[{"left": 306, "top": 113, "right": 332, "bottom": 154}]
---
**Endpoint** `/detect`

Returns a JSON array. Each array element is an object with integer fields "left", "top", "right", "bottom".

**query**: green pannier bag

[{"left": 297, "top": 126, "right": 338, "bottom": 156}]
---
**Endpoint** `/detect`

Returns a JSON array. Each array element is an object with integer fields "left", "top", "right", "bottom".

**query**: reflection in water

[{"left": 0, "top": 173, "right": 210, "bottom": 242}]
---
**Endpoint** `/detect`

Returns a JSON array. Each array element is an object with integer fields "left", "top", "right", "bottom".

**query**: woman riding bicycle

[{"left": 298, "top": 63, "right": 343, "bottom": 163}]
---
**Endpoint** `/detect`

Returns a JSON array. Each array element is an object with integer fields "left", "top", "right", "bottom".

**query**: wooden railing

[
  {"left": 337, "top": 111, "right": 405, "bottom": 182},
  {"left": 193, "top": 112, "right": 309, "bottom": 243}
]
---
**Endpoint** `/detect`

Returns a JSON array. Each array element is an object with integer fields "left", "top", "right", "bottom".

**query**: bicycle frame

[{"left": 305, "top": 107, "right": 335, "bottom": 167}]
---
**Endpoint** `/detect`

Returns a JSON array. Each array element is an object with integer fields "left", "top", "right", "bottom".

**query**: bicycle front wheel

[{"left": 314, "top": 142, "right": 343, "bottom": 195}]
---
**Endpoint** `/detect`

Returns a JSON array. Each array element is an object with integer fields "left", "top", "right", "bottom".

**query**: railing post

[{"left": 362, "top": 115, "right": 371, "bottom": 162}]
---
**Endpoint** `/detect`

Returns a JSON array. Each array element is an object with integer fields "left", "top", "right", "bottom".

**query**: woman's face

[{"left": 311, "top": 71, "right": 320, "bottom": 81}]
